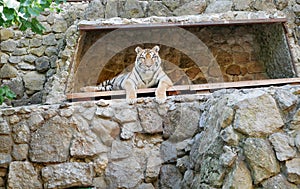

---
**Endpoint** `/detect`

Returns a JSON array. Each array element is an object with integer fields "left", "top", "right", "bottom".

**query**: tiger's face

[{"left": 135, "top": 46, "right": 161, "bottom": 73}]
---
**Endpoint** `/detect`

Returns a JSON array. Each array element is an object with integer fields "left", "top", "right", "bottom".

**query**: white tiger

[{"left": 97, "top": 45, "right": 173, "bottom": 104}]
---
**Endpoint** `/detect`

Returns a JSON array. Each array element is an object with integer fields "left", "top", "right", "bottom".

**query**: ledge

[{"left": 67, "top": 78, "right": 300, "bottom": 100}]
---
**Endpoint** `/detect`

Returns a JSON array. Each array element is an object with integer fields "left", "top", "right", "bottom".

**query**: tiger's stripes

[{"left": 97, "top": 45, "right": 173, "bottom": 103}]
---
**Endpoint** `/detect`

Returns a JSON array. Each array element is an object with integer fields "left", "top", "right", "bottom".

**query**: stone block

[
  {"left": 0, "top": 153, "right": 11, "bottom": 168},
  {"left": 233, "top": 92, "right": 284, "bottom": 137},
  {"left": 173, "top": 0, "right": 207, "bottom": 16},
  {"left": 269, "top": 133, "right": 296, "bottom": 161},
  {"left": 12, "top": 122, "right": 30, "bottom": 144},
  {"left": 205, "top": 1, "right": 233, "bottom": 13},
  {"left": 35, "top": 56, "right": 50, "bottom": 73},
  {"left": 138, "top": 107, "right": 163, "bottom": 134},
  {"left": 42, "top": 162, "right": 94, "bottom": 189},
  {"left": 159, "top": 165, "right": 182, "bottom": 189},
  {"left": 7, "top": 162, "right": 42, "bottom": 189},
  {"left": 0, "top": 64, "right": 18, "bottom": 79},
  {"left": 12, "top": 144, "right": 28, "bottom": 161},
  {"left": 243, "top": 138, "right": 280, "bottom": 184},
  {"left": 52, "top": 19, "right": 68, "bottom": 33},
  {"left": 0, "top": 28, "right": 13, "bottom": 41},
  {"left": 0, "top": 39, "right": 17, "bottom": 52},
  {"left": 0, "top": 135, "right": 12, "bottom": 153},
  {"left": 23, "top": 71, "right": 46, "bottom": 93},
  {"left": 262, "top": 174, "right": 298, "bottom": 189},
  {"left": 286, "top": 158, "right": 300, "bottom": 184},
  {"left": 29, "top": 116, "right": 72, "bottom": 163}
]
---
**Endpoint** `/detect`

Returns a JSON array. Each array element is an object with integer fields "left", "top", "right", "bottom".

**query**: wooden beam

[
  {"left": 66, "top": 78, "right": 300, "bottom": 100},
  {"left": 78, "top": 18, "right": 287, "bottom": 31}
]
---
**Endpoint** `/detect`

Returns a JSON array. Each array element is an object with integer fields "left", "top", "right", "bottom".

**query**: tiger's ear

[
  {"left": 152, "top": 45, "right": 160, "bottom": 53},
  {"left": 135, "top": 46, "right": 142, "bottom": 54}
]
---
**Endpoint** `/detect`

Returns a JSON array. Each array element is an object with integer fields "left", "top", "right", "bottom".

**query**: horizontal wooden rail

[{"left": 66, "top": 78, "right": 300, "bottom": 100}]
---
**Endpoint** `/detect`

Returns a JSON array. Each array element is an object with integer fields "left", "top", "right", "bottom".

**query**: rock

[
  {"left": 0, "top": 64, "right": 18, "bottom": 79},
  {"left": 84, "top": 0, "right": 105, "bottom": 20},
  {"left": 0, "top": 119, "right": 10, "bottom": 134},
  {"left": 27, "top": 112, "right": 44, "bottom": 131},
  {"left": 12, "top": 122, "right": 30, "bottom": 144},
  {"left": 138, "top": 107, "right": 163, "bottom": 134},
  {"left": 145, "top": 149, "right": 162, "bottom": 183},
  {"left": 0, "top": 153, "right": 12, "bottom": 168},
  {"left": 3, "top": 76, "right": 24, "bottom": 98},
  {"left": 0, "top": 28, "right": 13, "bottom": 41},
  {"left": 233, "top": 0, "right": 252, "bottom": 10},
  {"left": 93, "top": 177, "right": 108, "bottom": 189},
  {"left": 29, "top": 116, "right": 72, "bottom": 162},
  {"left": 0, "top": 135, "right": 12, "bottom": 153},
  {"left": 274, "top": 89, "right": 298, "bottom": 111},
  {"left": 147, "top": 1, "right": 172, "bottom": 16},
  {"left": 0, "top": 52, "right": 9, "bottom": 63},
  {"left": 262, "top": 174, "right": 298, "bottom": 189},
  {"left": 285, "top": 158, "right": 300, "bottom": 184},
  {"left": 12, "top": 144, "right": 28, "bottom": 161},
  {"left": 91, "top": 117, "right": 120, "bottom": 146},
  {"left": 295, "top": 133, "right": 300, "bottom": 151},
  {"left": 220, "top": 125, "right": 239, "bottom": 146},
  {"left": 294, "top": 4, "right": 300, "bottom": 16},
  {"left": 205, "top": 1, "right": 233, "bottom": 13},
  {"left": 35, "top": 56, "right": 50, "bottom": 73},
  {"left": 274, "top": 0, "right": 288, "bottom": 10},
  {"left": 30, "top": 91, "right": 43, "bottom": 104},
  {"left": 222, "top": 161, "right": 253, "bottom": 189},
  {"left": 23, "top": 71, "right": 46, "bottom": 93},
  {"left": 226, "top": 64, "right": 241, "bottom": 75},
  {"left": 162, "top": 0, "right": 181, "bottom": 11},
  {"left": 28, "top": 46, "right": 46, "bottom": 57},
  {"left": 114, "top": 107, "right": 137, "bottom": 123},
  {"left": 243, "top": 138, "right": 280, "bottom": 184},
  {"left": 7, "top": 162, "right": 42, "bottom": 189},
  {"left": 174, "top": 0, "right": 207, "bottom": 16},
  {"left": 24, "top": 54, "right": 37, "bottom": 63},
  {"left": 45, "top": 46, "right": 59, "bottom": 56},
  {"left": 120, "top": 0, "right": 144, "bottom": 18},
  {"left": 168, "top": 105, "right": 200, "bottom": 142},
  {"left": 29, "top": 37, "right": 42, "bottom": 48},
  {"left": 121, "top": 122, "right": 143, "bottom": 140},
  {"left": 253, "top": 0, "right": 276, "bottom": 11},
  {"left": 233, "top": 92, "right": 284, "bottom": 137},
  {"left": 52, "top": 19, "right": 68, "bottom": 33},
  {"left": 42, "top": 162, "right": 94, "bottom": 188},
  {"left": 159, "top": 164, "right": 182, "bottom": 189},
  {"left": 8, "top": 56, "right": 22, "bottom": 64},
  {"left": 110, "top": 140, "right": 132, "bottom": 160},
  {"left": 176, "top": 155, "right": 190, "bottom": 173},
  {"left": 105, "top": 0, "right": 119, "bottom": 18},
  {"left": 220, "top": 146, "right": 237, "bottom": 167},
  {"left": 160, "top": 141, "right": 177, "bottom": 163},
  {"left": 105, "top": 156, "right": 144, "bottom": 188},
  {"left": 269, "top": 133, "right": 296, "bottom": 161},
  {"left": 0, "top": 39, "right": 17, "bottom": 52},
  {"left": 12, "top": 48, "right": 27, "bottom": 56},
  {"left": 42, "top": 33, "right": 57, "bottom": 46},
  {"left": 70, "top": 130, "right": 108, "bottom": 158},
  {"left": 18, "top": 62, "right": 35, "bottom": 70},
  {"left": 138, "top": 183, "right": 155, "bottom": 189}
]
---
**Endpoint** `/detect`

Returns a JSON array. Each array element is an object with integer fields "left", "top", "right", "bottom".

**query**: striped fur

[{"left": 98, "top": 45, "right": 173, "bottom": 103}]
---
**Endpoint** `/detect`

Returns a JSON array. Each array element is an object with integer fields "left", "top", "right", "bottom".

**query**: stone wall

[
  {"left": 0, "top": 0, "right": 300, "bottom": 105},
  {"left": 0, "top": 86, "right": 300, "bottom": 188}
]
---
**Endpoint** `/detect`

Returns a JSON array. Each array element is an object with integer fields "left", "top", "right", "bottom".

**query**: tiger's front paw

[{"left": 126, "top": 97, "right": 137, "bottom": 105}]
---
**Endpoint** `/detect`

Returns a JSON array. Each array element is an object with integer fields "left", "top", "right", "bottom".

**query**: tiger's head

[{"left": 135, "top": 45, "right": 161, "bottom": 73}]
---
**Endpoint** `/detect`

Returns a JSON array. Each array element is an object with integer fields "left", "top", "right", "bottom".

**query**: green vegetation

[
  {"left": 0, "top": 0, "right": 65, "bottom": 34},
  {"left": 0, "top": 86, "right": 16, "bottom": 105},
  {"left": 0, "top": 0, "right": 66, "bottom": 105}
]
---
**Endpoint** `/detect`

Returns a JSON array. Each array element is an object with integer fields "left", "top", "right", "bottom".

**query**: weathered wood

[{"left": 67, "top": 78, "right": 300, "bottom": 100}]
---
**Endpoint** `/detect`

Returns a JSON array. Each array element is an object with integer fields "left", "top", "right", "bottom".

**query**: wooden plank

[
  {"left": 190, "top": 78, "right": 300, "bottom": 91},
  {"left": 78, "top": 18, "right": 287, "bottom": 31},
  {"left": 66, "top": 78, "right": 300, "bottom": 100}
]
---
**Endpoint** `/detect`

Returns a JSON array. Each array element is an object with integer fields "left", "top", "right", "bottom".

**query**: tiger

[{"left": 95, "top": 45, "right": 173, "bottom": 104}]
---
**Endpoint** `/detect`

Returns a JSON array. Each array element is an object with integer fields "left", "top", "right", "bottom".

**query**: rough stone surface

[
  {"left": 285, "top": 158, "right": 300, "bottom": 184},
  {"left": 29, "top": 116, "right": 72, "bottom": 162},
  {"left": 261, "top": 174, "right": 298, "bottom": 189},
  {"left": 7, "top": 162, "right": 42, "bottom": 189},
  {"left": 42, "top": 162, "right": 94, "bottom": 189},
  {"left": 205, "top": 1, "right": 233, "bottom": 13},
  {"left": 0, "top": 64, "right": 18, "bottom": 79},
  {"left": 23, "top": 71, "right": 46, "bottom": 93},
  {"left": 243, "top": 138, "right": 280, "bottom": 184},
  {"left": 233, "top": 91, "right": 284, "bottom": 137},
  {"left": 138, "top": 107, "right": 163, "bottom": 134},
  {"left": 159, "top": 164, "right": 182, "bottom": 189},
  {"left": 269, "top": 132, "right": 296, "bottom": 161}
]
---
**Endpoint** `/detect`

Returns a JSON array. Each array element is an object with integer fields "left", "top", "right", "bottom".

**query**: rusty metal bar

[{"left": 78, "top": 18, "right": 288, "bottom": 31}]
